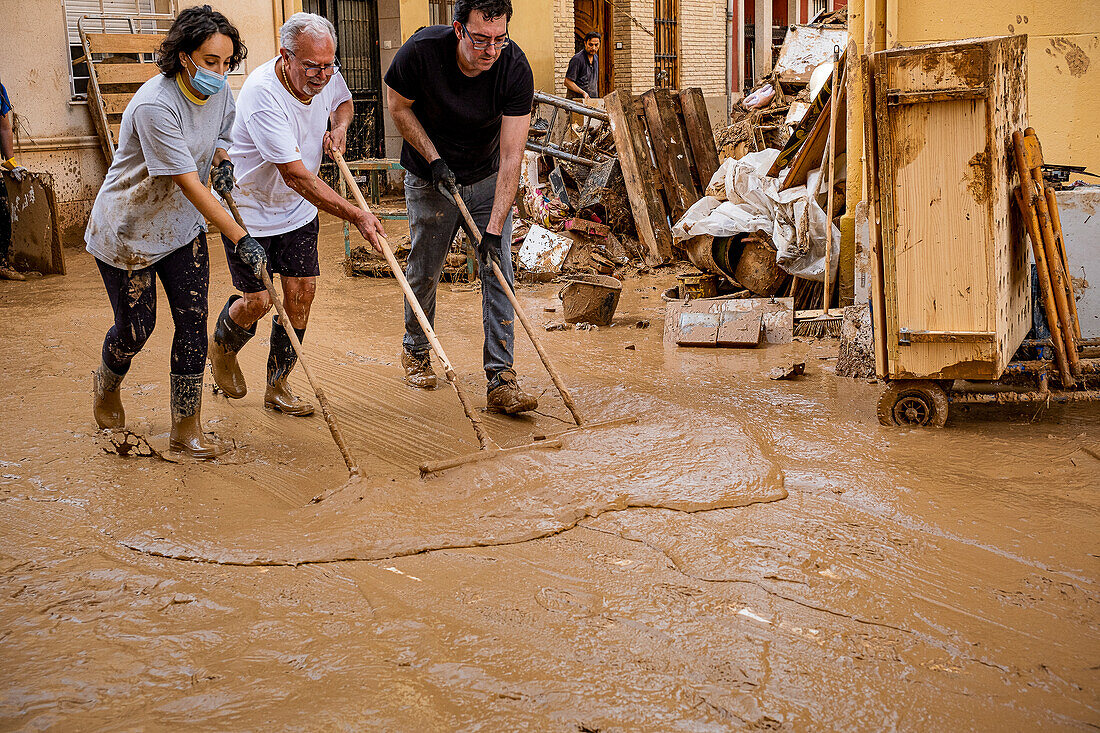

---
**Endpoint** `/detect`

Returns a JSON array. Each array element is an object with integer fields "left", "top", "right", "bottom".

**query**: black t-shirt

[
  {"left": 565, "top": 50, "right": 598, "bottom": 98},
  {"left": 384, "top": 25, "right": 534, "bottom": 185}
]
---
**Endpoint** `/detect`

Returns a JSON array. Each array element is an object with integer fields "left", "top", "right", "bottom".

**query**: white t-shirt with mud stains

[
  {"left": 227, "top": 57, "right": 351, "bottom": 236},
  {"left": 85, "top": 73, "right": 234, "bottom": 270}
]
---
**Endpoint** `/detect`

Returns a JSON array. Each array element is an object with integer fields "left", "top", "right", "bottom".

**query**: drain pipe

[{"left": 726, "top": 0, "right": 734, "bottom": 120}]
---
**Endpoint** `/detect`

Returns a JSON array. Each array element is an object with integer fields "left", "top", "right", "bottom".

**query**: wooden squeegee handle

[
  {"left": 223, "top": 191, "right": 360, "bottom": 477},
  {"left": 333, "top": 152, "right": 496, "bottom": 451},
  {"left": 448, "top": 190, "right": 586, "bottom": 427}
]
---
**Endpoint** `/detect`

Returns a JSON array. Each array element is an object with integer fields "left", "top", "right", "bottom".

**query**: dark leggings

[
  {"left": 96, "top": 234, "right": 210, "bottom": 376},
  {"left": 0, "top": 183, "right": 10, "bottom": 263}
]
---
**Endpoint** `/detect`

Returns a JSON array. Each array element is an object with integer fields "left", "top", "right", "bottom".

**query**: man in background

[{"left": 564, "top": 32, "right": 600, "bottom": 101}]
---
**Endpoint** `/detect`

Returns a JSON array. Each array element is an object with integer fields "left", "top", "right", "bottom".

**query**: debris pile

[{"left": 670, "top": 14, "right": 850, "bottom": 327}]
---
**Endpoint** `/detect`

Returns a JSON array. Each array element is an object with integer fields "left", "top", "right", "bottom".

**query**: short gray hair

[{"left": 280, "top": 12, "right": 337, "bottom": 54}]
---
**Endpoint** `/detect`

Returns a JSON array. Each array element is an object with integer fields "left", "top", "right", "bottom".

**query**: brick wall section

[
  {"left": 678, "top": 0, "right": 727, "bottom": 95},
  {"left": 553, "top": 0, "right": 575, "bottom": 94},
  {"left": 615, "top": 0, "right": 656, "bottom": 94},
  {"left": 555, "top": 0, "right": 727, "bottom": 98}
]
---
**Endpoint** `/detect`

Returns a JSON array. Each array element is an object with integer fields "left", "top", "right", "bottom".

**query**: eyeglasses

[
  {"left": 287, "top": 50, "right": 341, "bottom": 77},
  {"left": 459, "top": 22, "right": 510, "bottom": 50}
]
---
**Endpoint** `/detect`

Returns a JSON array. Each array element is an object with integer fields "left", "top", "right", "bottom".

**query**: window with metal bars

[
  {"left": 654, "top": 0, "right": 678, "bottom": 89},
  {"left": 63, "top": 0, "right": 176, "bottom": 100},
  {"left": 301, "top": 0, "right": 385, "bottom": 166}
]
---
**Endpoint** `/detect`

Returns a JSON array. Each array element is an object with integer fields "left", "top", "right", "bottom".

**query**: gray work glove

[
  {"left": 211, "top": 159, "right": 235, "bottom": 197},
  {"left": 236, "top": 234, "right": 267, "bottom": 278}
]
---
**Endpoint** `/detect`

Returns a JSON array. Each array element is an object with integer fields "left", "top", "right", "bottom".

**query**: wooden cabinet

[{"left": 867, "top": 36, "right": 1032, "bottom": 380}]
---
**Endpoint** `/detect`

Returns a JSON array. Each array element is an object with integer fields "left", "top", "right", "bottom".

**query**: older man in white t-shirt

[{"left": 210, "top": 12, "right": 385, "bottom": 416}]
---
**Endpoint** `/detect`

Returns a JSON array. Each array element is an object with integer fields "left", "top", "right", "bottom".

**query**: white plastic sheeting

[{"left": 671, "top": 149, "right": 841, "bottom": 282}]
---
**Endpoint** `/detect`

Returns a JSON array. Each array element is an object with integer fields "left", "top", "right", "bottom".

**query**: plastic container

[{"left": 559, "top": 274, "right": 623, "bottom": 325}]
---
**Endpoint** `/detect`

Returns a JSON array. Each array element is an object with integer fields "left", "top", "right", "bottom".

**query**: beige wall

[
  {"left": 887, "top": 0, "right": 1100, "bottom": 174},
  {"left": 3, "top": 0, "right": 283, "bottom": 239}
]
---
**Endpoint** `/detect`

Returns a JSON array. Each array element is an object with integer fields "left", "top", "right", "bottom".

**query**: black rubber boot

[
  {"left": 209, "top": 295, "right": 255, "bottom": 398},
  {"left": 264, "top": 316, "right": 314, "bottom": 416},
  {"left": 93, "top": 360, "right": 126, "bottom": 429},
  {"left": 169, "top": 373, "right": 217, "bottom": 458}
]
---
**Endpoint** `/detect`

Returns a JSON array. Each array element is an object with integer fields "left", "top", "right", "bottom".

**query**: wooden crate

[{"left": 868, "top": 36, "right": 1031, "bottom": 381}]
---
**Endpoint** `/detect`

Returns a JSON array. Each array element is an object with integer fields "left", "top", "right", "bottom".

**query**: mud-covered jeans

[
  {"left": 95, "top": 234, "right": 209, "bottom": 376},
  {"left": 402, "top": 171, "right": 515, "bottom": 388}
]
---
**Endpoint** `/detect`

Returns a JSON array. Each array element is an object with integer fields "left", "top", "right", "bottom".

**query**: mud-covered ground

[{"left": 1, "top": 215, "right": 1098, "bottom": 730}]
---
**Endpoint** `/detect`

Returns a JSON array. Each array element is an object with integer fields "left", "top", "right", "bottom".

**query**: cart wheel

[{"left": 877, "top": 380, "right": 949, "bottom": 427}]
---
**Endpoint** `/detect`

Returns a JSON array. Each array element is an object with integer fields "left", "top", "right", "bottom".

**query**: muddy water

[{"left": 1, "top": 215, "right": 1098, "bottom": 729}]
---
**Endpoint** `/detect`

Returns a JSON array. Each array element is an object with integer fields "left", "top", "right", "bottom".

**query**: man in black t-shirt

[
  {"left": 384, "top": 0, "right": 538, "bottom": 414},
  {"left": 565, "top": 32, "right": 600, "bottom": 100}
]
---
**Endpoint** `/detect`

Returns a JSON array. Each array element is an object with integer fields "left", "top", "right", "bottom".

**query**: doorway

[
  {"left": 301, "top": 0, "right": 385, "bottom": 163},
  {"left": 573, "top": 0, "right": 613, "bottom": 95}
]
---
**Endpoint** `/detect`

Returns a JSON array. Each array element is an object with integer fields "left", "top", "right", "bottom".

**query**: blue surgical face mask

[{"left": 185, "top": 54, "right": 227, "bottom": 96}]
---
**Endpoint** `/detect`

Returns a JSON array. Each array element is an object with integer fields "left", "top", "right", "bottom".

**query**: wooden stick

[
  {"left": 822, "top": 47, "right": 840, "bottom": 316},
  {"left": 1045, "top": 185, "right": 1081, "bottom": 341},
  {"left": 1019, "top": 142, "right": 1080, "bottom": 376},
  {"left": 333, "top": 152, "right": 497, "bottom": 452},
  {"left": 1013, "top": 185, "right": 1074, "bottom": 388},
  {"left": 446, "top": 189, "right": 586, "bottom": 427},
  {"left": 223, "top": 192, "right": 360, "bottom": 477}
]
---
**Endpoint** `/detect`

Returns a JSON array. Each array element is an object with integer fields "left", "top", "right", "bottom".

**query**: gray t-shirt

[{"left": 85, "top": 73, "right": 234, "bottom": 270}]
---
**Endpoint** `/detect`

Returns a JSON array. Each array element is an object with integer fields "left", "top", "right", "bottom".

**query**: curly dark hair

[
  {"left": 156, "top": 5, "right": 247, "bottom": 78},
  {"left": 453, "top": 0, "right": 513, "bottom": 25}
]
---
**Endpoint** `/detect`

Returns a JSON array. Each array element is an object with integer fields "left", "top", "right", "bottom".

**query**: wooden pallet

[
  {"left": 77, "top": 20, "right": 167, "bottom": 163},
  {"left": 605, "top": 87, "right": 718, "bottom": 264}
]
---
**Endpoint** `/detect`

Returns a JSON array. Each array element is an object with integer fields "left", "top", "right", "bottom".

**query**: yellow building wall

[
  {"left": 888, "top": 0, "right": 1100, "bottom": 174},
  {"left": 511, "top": 0, "right": 557, "bottom": 92}
]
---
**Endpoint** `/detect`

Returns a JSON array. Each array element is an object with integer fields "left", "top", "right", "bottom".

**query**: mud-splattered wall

[
  {"left": 888, "top": 0, "right": 1099, "bottom": 178},
  {"left": 1, "top": 0, "right": 284, "bottom": 242}
]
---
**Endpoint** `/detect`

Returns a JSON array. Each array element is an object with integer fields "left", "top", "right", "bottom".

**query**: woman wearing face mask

[{"left": 85, "top": 4, "right": 266, "bottom": 457}]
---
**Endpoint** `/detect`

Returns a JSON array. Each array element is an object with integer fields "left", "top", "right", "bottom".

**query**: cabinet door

[{"left": 884, "top": 97, "right": 998, "bottom": 379}]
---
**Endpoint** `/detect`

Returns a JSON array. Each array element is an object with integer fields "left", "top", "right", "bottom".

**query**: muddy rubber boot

[
  {"left": 263, "top": 317, "right": 314, "bottom": 417},
  {"left": 209, "top": 295, "right": 255, "bottom": 399},
  {"left": 169, "top": 373, "right": 218, "bottom": 458},
  {"left": 93, "top": 360, "right": 126, "bottom": 429},
  {"left": 401, "top": 347, "right": 437, "bottom": 389},
  {"left": 486, "top": 371, "right": 538, "bottom": 414}
]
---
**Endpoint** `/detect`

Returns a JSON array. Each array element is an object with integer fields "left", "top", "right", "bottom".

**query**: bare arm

[
  {"left": 385, "top": 85, "right": 440, "bottom": 165},
  {"left": 275, "top": 159, "right": 386, "bottom": 251},
  {"left": 563, "top": 78, "right": 588, "bottom": 99},
  {"left": 487, "top": 113, "right": 530, "bottom": 236},
  {"left": 171, "top": 171, "right": 247, "bottom": 243},
  {"left": 0, "top": 112, "right": 14, "bottom": 161},
  {"left": 323, "top": 99, "right": 353, "bottom": 158}
]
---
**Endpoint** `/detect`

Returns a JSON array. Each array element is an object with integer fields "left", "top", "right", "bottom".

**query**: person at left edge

[
  {"left": 0, "top": 73, "right": 30, "bottom": 281},
  {"left": 210, "top": 12, "right": 387, "bottom": 417},
  {"left": 84, "top": 4, "right": 259, "bottom": 458}
]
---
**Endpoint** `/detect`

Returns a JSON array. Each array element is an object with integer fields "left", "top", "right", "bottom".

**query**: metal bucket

[{"left": 559, "top": 274, "right": 623, "bottom": 325}]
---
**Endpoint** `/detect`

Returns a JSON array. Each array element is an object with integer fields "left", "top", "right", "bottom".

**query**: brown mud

[{"left": 1, "top": 214, "right": 1098, "bottom": 729}]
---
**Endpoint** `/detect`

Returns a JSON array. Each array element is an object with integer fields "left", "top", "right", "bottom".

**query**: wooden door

[{"left": 574, "top": 0, "right": 613, "bottom": 94}]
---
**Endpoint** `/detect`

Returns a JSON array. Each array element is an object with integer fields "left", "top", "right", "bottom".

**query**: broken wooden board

[
  {"left": 664, "top": 297, "right": 795, "bottom": 347},
  {"left": 4, "top": 171, "right": 65, "bottom": 275},
  {"left": 642, "top": 88, "right": 697, "bottom": 220},
  {"left": 677, "top": 88, "right": 720, "bottom": 191},
  {"left": 605, "top": 90, "right": 673, "bottom": 263},
  {"left": 780, "top": 65, "right": 847, "bottom": 191}
]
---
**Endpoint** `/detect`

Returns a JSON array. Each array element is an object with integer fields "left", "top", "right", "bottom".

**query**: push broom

[{"left": 333, "top": 152, "right": 567, "bottom": 476}]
